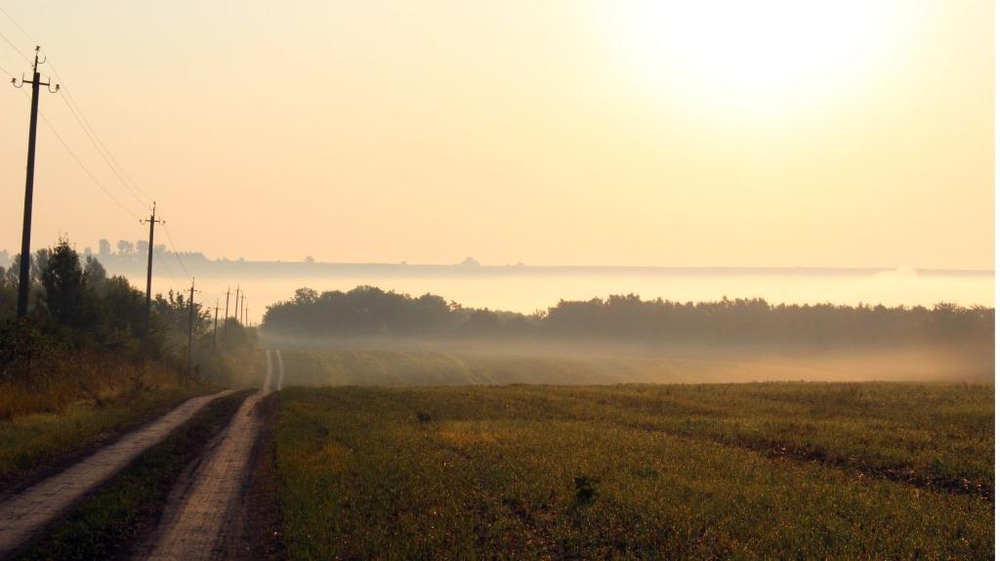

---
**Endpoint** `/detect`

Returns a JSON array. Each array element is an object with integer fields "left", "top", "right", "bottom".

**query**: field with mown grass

[{"left": 271, "top": 351, "right": 993, "bottom": 559}]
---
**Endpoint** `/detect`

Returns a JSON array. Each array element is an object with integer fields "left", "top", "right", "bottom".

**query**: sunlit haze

[{"left": 0, "top": 0, "right": 992, "bottom": 270}]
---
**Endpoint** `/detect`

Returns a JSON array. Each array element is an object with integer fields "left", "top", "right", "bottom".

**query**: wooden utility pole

[
  {"left": 12, "top": 46, "right": 58, "bottom": 318},
  {"left": 233, "top": 286, "right": 241, "bottom": 325},
  {"left": 140, "top": 203, "right": 163, "bottom": 335},
  {"left": 187, "top": 279, "right": 198, "bottom": 383},
  {"left": 222, "top": 287, "right": 231, "bottom": 339},
  {"left": 212, "top": 299, "right": 219, "bottom": 344}
]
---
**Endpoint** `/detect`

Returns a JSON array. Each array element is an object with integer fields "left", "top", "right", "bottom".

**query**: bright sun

[{"left": 607, "top": 0, "right": 901, "bottom": 118}]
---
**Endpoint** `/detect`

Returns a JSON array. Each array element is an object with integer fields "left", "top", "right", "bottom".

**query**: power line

[
  {"left": 154, "top": 250, "right": 178, "bottom": 282},
  {"left": 0, "top": 29, "right": 31, "bottom": 64},
  {"left": 37, "top": 110, "right": 142, "bottom": 220},
  {"left": 0, "top": 6, "right": 35, "bottom": 44},
  {"left": 160, "top": 223, "right": 191, "bottom": 278},
  {"left": 52, "top": 80, "right": 151, "bottom": 209},
  {"left": 47, "top": 60, "right": 154, "bottom": 207}
]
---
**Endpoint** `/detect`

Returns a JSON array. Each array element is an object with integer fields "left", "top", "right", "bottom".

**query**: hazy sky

[{"left": 0, "top": 0, "right": 993, "bottom": 269}]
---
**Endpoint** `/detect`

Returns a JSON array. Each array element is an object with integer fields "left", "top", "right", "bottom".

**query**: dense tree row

[
  {"left": 262, "top": 286, "right": 993, "bottom": 350},
  {"left": 0, "top": 239, "right": 252, "bottom": 382},
  {"left": 263, "top": 286, "right": 454, "bottom": 336},
  {"left": 543, "top": 294, "right": 993, "bottom": 348}
]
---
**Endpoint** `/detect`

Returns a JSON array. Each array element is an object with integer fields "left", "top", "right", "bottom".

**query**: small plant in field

[{"left": 573, "top": 475, "right": 599, "bottom": 506}]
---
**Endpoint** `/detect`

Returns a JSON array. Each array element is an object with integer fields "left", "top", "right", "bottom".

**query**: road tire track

[
  {"left": 136, "top": 393, "right": 266, "bottom": 560},
  {"left": 136, "top": 350, "right": 278, "bottom": 560},
  {"left": 275, "top": 349, "right": 285, "bottom": 390},
  {"left": 263, "top": 349, "right": 274, "bottom": 392}
]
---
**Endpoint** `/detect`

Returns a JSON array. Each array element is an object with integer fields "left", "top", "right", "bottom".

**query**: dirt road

[
  {"left": 0, "top": 390, "right": 233, "bottom": 558},
  {"left": 135, "top": 350, "right": 281, "bottom": 560}
]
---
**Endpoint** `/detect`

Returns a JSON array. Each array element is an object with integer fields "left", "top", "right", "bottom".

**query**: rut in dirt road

[
  {"left": 0, "top": 390, "right": 234, "bottom": 558},
  {"left": 136, "top": 350, "right": 281, "bottom": 560},
  {"left": 275, "top": 349, "right": 285, "bottom": 390}
]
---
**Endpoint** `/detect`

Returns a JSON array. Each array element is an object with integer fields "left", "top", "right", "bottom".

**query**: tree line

[
  {"left": 0, "top": 239, "right": 210, "bottom": 263},
  {"left": 0, "top": 239, "right": 253, "bottom": 384},
  {"left": 262, "top": 286, "right": 993, "bottom": 349}
]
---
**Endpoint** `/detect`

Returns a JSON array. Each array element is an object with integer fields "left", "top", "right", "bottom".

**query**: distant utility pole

[
  {"left": 187, "top": 279, "right": 198, "bottom": 382},
  {"left": 223, "top": 287, "right": 231, "bottom": 338},
  {"left": 12, "top": 46, "right": 58, "bottom": 319},
  {"left": 140, "top": 203, "right": 163, "bottom": 335},
  {"left": 212, "top": 299, "right": 219, "bottom": 345},
  {"left": 233, "top": 285, "right": 241, "bottom": 325}
]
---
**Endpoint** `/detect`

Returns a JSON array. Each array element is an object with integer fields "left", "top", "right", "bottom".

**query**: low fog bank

[
  {"left": 259, "top": 287, "right": 992, "bottom": 386},
  {"left": 260, "top": 332, "right": 993, "bottom": 385}
]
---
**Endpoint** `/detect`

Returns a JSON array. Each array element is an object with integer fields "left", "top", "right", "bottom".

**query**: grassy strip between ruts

[
  {"left": 274, "top": 384, "right": 993, "bottom": 560},
  {"left": 10, "top": 390, "right": 252, "bottom": 561}
]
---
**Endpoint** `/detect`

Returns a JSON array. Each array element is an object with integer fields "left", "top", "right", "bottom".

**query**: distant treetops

[{"left": 261, "top": 285, "right": 993, "bottom": 349}]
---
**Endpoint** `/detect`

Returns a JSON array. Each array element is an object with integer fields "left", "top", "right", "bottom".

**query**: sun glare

[{"left": 608, "top": 0, "right": 901, "bottom": 118}]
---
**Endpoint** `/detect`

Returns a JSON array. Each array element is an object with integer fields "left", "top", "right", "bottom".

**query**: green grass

[
  {"left": 12, "top": 390, "right": 251, "bottom": 561},
  {"left": 273, "top": 382, "right": 993, "bottom": 560}
]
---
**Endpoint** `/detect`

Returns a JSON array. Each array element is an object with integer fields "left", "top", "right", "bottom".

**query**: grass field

[{"left": 270, "top": 350, "right": 993, "bottom": 559}]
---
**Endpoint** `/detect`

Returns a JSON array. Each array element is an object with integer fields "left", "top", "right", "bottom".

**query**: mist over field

[
  {"left": 259, "top": 335, "right": 992, "bottom": 387},
  {"left": 248, "top": 276, "right": 993, "bottom": 387}
]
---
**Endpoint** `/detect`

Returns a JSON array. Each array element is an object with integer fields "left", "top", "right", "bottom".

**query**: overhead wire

[
  {"left": 160, "top": 223, "right": 191, "bottom": 278},
  {"left": 37, "top": 107, "right": 143, "bottom": 221},
  {"left": 0, "top": 6, "right": 34, "bottom": 45},
  {"left": 154, "top": 251, "right": 179, "bottom": 284},
  {"left": 0, "top": 14, "right": 30, "bottom": 80},
  {"left": 11, "top": 90, "right": 122, "bottom": 222},
  {"left": 47, "top": 60, "right": 154, "bottom": 208},
  {"left": 0, "top": 28, "right": 30, "bottom": 65}
]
